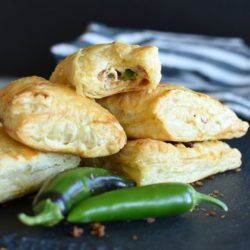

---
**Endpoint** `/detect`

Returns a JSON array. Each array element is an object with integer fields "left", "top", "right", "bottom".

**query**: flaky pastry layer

[
  {"left": 98, "top": 84, "right": 249, "bottom": 141},
  {"left": 0, "top": 127, "right": 80, "bottom": 203},
  {"left": 0, "top": 76, "right": 126, "bottom": 157},
  {"left": 83, "top": 139, "right": 241, "bottom": 185}
]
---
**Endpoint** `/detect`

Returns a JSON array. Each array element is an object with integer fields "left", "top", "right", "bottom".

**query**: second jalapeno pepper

[{"left": 67, "top": 183, "right": 228, "bottom": 223}]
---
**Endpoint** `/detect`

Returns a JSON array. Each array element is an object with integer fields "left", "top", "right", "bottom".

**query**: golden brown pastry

[
  {"left": 83, "top": 139, "right": 241, "bottom": 185},
  {"left": 0, "top": 126, "right": 80, "bottom": 203},
  {"left": 0, "top": 76, "right": 126, "bottom": 157},
  {"left": 50, "top": 42, "right": 161, "bottom": 98},
  {"left": 98, "top": 84, "right": 249, "bottom": 141}
]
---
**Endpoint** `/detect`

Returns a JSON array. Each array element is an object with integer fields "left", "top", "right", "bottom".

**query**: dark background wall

[{"left": 0, "top": 0, "right": 249, "bottom": 78}]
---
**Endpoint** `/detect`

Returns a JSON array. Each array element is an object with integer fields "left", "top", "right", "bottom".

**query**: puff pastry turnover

[
  {"left": 0, "top": 126, "right": 80, "bottom": 203},
  {"left": 98, "top": 84, "right": 249, "bottom": 141},
  {"left": 0, "top": 76, "right": 126, "bottom": 157},
  {"left": 83, "top": 139, "right": 241, "bottom": 185},
  {"left": 50, "top": 42, "right": 161, "bottom": 98}
]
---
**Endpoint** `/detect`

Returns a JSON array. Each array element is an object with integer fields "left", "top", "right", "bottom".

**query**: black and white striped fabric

[{"left": 51, "top": 22, "right": 250, "bottom": 120}]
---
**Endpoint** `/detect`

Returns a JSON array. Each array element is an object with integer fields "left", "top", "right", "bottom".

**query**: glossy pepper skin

[
  {"left": 18, "top": 167, "right": 135, "bottom": 226},
  {"left": 67, "top": 183, "right": 228, "bottom": 223}
]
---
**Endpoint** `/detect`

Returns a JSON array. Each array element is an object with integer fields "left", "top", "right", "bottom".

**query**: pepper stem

[
  {"left": 18, "top": 199, "right": 64, "bottom": 226},
  {"left": 193, "top": 191, "right": 228, "bottom": 212}
]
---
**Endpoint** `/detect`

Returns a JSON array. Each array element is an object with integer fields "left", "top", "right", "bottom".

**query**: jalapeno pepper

[
  {"left": 67, "top": 183, "right": 228, "bottom": 223},
  {"left": 121, "top": 69, "right": 137, "bottom": 80},
  {"left": 18, "top": 167, "right": 135, "bottom": 226}
]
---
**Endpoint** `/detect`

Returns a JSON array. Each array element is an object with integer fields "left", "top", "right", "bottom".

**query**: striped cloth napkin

[{"left": 51, "top": 22, "right": 250, "bottom": 120}]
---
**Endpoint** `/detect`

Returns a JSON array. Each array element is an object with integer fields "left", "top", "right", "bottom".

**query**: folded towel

[{"left": 51, "top": 22, "right": 250, "bottom": 120}]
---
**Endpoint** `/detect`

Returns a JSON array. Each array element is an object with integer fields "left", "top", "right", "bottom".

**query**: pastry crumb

[
  {"left": 145, "top": 217, "right": 155, "bottom": 224},
  {"left": 234, "top": 168, "right": 241, "bottom": 173},
  {"left": 212, "top": 190, "right": 220, "bottom": 197},
  {"left": 206, "top": 211, "right": 217, "bottom": 217},
  {"left": 131, "top": 235, "right": 139, "bottom": 240},
  {"left": 210, "top": 189, "right": 224, "bottom": 198},
  {"left": 71, "top": 226, "right": 84, "bottom": 238},
  {"left": 90, "top": 222, "right": 106, "bottom": 238},
  {"left": 193, "top": 181, "right": 203, "bottom": 187}
]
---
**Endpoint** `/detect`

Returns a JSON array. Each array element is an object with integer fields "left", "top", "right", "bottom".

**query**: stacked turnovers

[
  {"left": 0, "top": 42, "right": 248, "bottom": 202},
  {"left": 85, "top": 84, "right": 248, "bottom": 185}
]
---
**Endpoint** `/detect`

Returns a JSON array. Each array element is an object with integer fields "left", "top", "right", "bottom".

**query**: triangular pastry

[
  {"left": 83, "top": 139, "right": 241, "bottom": 185},
  {"left": 98, "top": 84, "right": 249, "bottom": 141},
  {"left": 50, "top": 42, "right": 161, "bottom": 98},
  {"left": 0, "top": 76, "right": 126, "bottom": 157}
]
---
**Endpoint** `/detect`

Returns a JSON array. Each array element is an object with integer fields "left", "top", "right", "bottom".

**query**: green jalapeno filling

[
  {"left": 100, "top": 68, "right": 138, "bottom": 84},
  {"left": 120, "top": 69, "right": 137, "bottom": 81}
]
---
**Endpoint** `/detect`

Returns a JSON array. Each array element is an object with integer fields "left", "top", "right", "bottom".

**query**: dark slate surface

[{"left": 0, "top": 131, "right": 249, "bottom": 250}]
